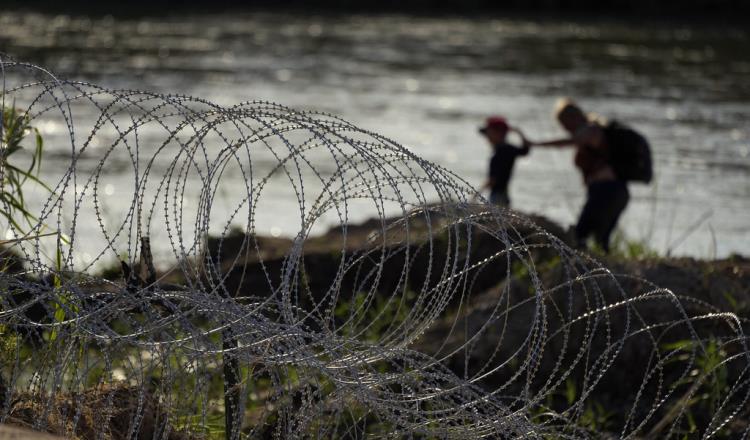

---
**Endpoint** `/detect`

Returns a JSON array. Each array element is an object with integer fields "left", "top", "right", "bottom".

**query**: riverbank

[
  {"left": 2, "top": 210, "right": 748, "bottom": 438},
  {"left": 199, "top": 210, "right": 749, "bottom": 314},
  {"left": 207, "top": 210, "right": 750, "bottom": 436}
]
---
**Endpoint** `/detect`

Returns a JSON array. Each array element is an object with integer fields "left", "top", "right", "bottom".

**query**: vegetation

[{"left": 0, "top": 101, "right": 49, "bottom": 238}]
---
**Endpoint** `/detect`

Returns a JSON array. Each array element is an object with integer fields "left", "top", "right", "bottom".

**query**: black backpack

[{"left": 604, "top": 120, "right": 653, "bottom": 183}]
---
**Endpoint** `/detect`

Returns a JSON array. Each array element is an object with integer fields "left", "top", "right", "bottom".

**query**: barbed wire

[{"left": 0, "top": 56, "right": 748, "bottom": 439}]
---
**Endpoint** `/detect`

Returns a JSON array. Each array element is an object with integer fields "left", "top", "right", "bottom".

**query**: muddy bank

[
  {"left": 2, "top": 210, "right": 749, "bottom": 438},
  {"left": 202, "top": 211, "right": 750, "bottom": 435},
  {"left": 202, "top": 209, "right": 748, "bottom": 317}
]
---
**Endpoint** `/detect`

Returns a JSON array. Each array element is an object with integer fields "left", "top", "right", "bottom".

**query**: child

[{"left": 478, "top": 116, "right": 531, "bottom": 207}]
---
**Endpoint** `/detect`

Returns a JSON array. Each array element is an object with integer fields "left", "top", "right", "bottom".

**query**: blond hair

[
  {"left": 554, "top": 98, "right": 606, "bottom": 125},
  {"left": 554, "top": 98, "right": 584, "bottom": 121}
]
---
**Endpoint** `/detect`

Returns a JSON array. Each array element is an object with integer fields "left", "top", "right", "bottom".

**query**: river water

[{"left": 1, "top": 11, "right": 748, "bottom": 261}]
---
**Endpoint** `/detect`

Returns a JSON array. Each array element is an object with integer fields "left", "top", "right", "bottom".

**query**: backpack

[{"left": 604, "top": 120, "right": 653, "bottom": 183}]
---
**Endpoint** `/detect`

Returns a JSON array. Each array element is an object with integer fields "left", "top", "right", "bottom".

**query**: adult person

[
  {"left": 532, "top": 98, "right": 651, "bottom": 253},
  {"left": 478, "top": 116, "right": 531, "bottom": 207}
]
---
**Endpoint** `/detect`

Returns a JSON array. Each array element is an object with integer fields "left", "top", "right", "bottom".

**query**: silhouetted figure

[
  {"left": 533, "top": 99, "right": 652, "bottom": 253},
  {"left": 478, "top": 116, "right": 530, "bottom": 207}
]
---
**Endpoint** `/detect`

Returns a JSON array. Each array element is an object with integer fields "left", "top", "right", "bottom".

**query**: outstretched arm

[
  {"left": 533, "top": 138, "right": 576, "bottom": 147},
  {"left": 533, "top": 124, "right": 604, "bottom": 148},
  {"left": 510, "top": 126, "right": 573, "bottom": 149}
]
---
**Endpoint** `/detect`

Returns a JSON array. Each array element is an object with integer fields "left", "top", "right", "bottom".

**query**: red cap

[{"left": 480, "top": 116, "right": 509, "bottom": 133}]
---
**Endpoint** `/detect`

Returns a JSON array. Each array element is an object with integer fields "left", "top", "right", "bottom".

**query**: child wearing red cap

[{"left": 478, "top": 116, "right": 531, "bottom": 207}]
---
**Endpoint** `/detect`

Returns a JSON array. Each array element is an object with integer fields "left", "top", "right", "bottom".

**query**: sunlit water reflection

[{"left": 1, "top": 11, "right": 748, "bottom": 261}]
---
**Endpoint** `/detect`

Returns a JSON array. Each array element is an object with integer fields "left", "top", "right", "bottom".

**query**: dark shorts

[{"left": 575, "top": 180, "right": 629, "bottom": 252}]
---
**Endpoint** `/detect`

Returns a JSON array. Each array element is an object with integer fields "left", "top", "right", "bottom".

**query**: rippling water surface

[{"left": 1, "top": 11, "right": 748, "bottom": 259}]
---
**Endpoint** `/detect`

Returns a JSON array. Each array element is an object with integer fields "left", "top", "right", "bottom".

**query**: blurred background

[{"left": 1, "top": 2, "right": 748, "bottom": 258}]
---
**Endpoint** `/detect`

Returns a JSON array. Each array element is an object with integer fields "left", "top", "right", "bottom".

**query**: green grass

[
  {"left": 601, "top": 230, "right": 661, "bottom": 260},
  {"left": 1, "top": 101, "right": 50, "bottom": 235}
]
